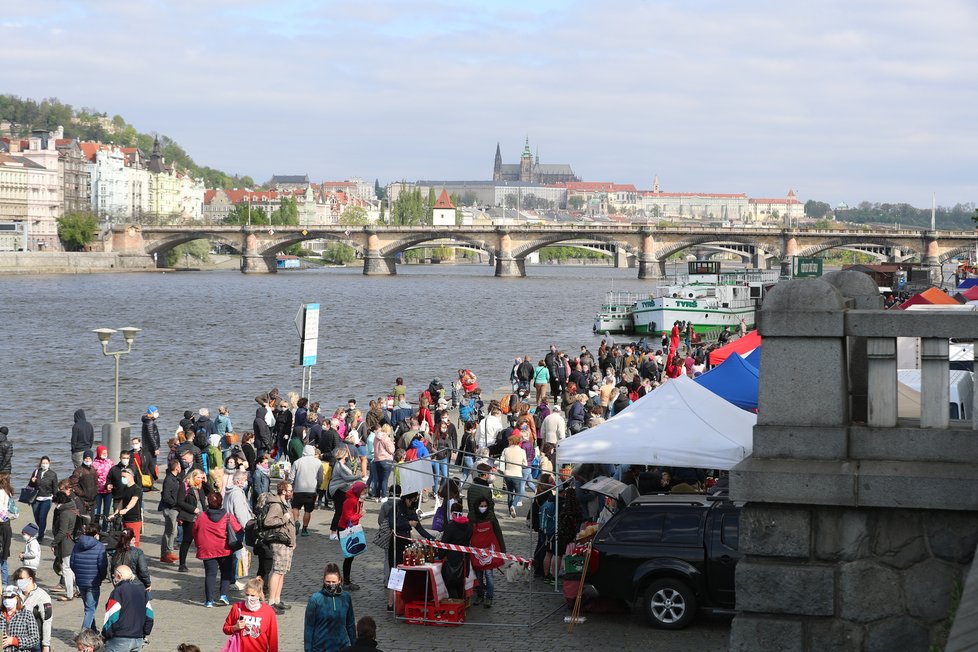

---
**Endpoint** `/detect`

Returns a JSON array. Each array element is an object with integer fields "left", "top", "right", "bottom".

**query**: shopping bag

[
  {"left": 18, "top": 486, "right": 38, "bottom": 505},
  {"left": 220, "top": 632, "right": 242, "bottom": 652},
  {"left": 339, "top": 524, "right": 367, "bottom": 558}
]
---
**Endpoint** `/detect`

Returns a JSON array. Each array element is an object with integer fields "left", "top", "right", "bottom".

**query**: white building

[
  {"left": 748, "top": 190, "right": 804, "bottom": 224},
  {"left": 638, "top": 191, "right": 750, "bottom": 222},
  {"left": 20, "top": 134, "right": 63, "bottom": 249},
  {"left": 431, "top": 189, "right": 457, "bottom": 226},
  {"left": 83, "top": 143, "right": 130, "bottom": 219}
]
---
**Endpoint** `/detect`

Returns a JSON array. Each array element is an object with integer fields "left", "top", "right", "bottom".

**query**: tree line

[{"left": 806, "top": 199, "right": 977, "bottom": 230}]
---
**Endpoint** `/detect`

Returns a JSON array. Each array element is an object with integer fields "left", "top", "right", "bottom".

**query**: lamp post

[{"left": 93, "top": 326, "right": 141, "bottom": 460}]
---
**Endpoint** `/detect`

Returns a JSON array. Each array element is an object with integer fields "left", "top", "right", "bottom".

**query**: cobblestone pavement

[{"left": 42, "top": 488, "right": 730, "bottom": 651}]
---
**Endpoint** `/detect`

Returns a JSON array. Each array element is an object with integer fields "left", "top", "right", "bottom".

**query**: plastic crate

[
  {"left": 402, "top": 599, "right": 465, "bottom": 626},
  {"left": 564, "top": 555, "right": 585, "bottom": 575}
]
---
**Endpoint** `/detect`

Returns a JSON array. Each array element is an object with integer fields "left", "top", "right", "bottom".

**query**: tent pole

[{"left": 554, "top": 449, "right": 560, "bottom": 593}]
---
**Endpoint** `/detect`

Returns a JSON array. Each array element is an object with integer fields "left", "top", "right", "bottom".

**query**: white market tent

[{"left": 556, "top": 375, "right": 757, "bottom": 470}]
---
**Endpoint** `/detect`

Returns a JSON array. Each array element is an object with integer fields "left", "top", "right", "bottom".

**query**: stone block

[
  {"left": 731, "top": 458, "right": 857, "bottom": 507},
  {"left": 805, "top": 619, "right": 866, "bottom": 652},
  {"left": 729, "top": 615, "right": 803, "bottom": 652},
  {"left": 756, "top": 338, "right": 848, "bottom": 427},
  {"left": 814, "top": 508, "right": 871, "bottom": 561},
  {"left": 736, "top": 561, "right": 834, "bottom": 616},
  {"left": 924, "top": 512, "right": 978, "bottom": 564},
  {"left": 850, "top": 425, "right": 978, "bottom": 464},
  {"left": 869, "top": 510, "right": 927, "bottom": 570},
  {"left": 866, "top": 617, "right": 930, "bottom": 652},
  {"left": 741, "top": 504, "right": 811, "bottom": 558},
  {"left": 858, "top": 461, "right": 978, "bottom": 511},
  {"left": 905, "top": 558, "right": 960, "bottom": 622},
  {"left": 838, "top": 560, "right": 902, "bottom": 622},
  {"left": 751, "top": 425, "right": 848, "bottom": 460},
  {"left": 758, "top": 310, "right": 846, "bottom": 337}
]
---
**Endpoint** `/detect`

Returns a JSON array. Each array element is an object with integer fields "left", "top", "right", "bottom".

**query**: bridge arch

[
  {"left": 380, "top": 232, "right": 499, "bottom": 259},
  {"left": 510, "top": 232, "right": 639, "bottom": 259},
  {"left": 654, "top": 235, "right": 780, "bottom": 263},
  {"left": 256, "top": 231, "right": 365, "bottom": 257},
  {"left": 794, "top": 237, "right": 918, "bottom": 261},
  {"left": 939, "top": 245, "right": 977, "bottom": 265},
  {"left": 145, "top": 232, "right": 245, "bottom": 261}
]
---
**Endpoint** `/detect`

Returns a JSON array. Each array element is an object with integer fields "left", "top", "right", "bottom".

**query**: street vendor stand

[{"left": 392, "top": 560, "right": 475, "bottom": 625}]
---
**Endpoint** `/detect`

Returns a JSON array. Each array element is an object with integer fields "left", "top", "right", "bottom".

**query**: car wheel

[{"left": 643, "top": 578, "right": 697, "bottom": 629}]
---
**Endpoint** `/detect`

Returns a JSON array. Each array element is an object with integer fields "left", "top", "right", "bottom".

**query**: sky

[{"left": 3, "top": 0, "right": 977, "bottom": 207}]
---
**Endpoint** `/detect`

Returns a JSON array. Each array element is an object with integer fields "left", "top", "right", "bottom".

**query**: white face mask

[
  {"left": 478, "top": 506, "right": 488, "bottom": 514},
  {"left": 83, "top": 459, "right": 92, "bottom": 467},
  {"left": 40, "top": 463, "right": 49, "bottom": 471},
  {"left": 120, "top": 458, "right": 130, "bottom": 467},
  {"left": 245, "top": 595, "right": 261, "bottom": 611},
  {"left": 121, "top": 477, "right": 130, "bottom": 487},
  {"left": 132, "top": 443, "right": 142, "bottom": 451},
  {"left": 15, "top": 579, "right": 29, "bottom": 593},
  {"left": 2, "top": 598, "right": 16, "bottom": 610}
]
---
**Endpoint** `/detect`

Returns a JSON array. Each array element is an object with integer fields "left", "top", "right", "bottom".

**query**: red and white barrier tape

[{"left": 396, "top": 534, "right": 533, "bottom": 566}]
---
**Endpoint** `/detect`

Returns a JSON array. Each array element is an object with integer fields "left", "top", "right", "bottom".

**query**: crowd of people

[{"left": 0, "top": 332, "right": 744, "bottom": 650}]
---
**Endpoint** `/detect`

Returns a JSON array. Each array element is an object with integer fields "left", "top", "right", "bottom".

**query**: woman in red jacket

[
  {"left": 192, "top": 491, "right": 242, "bottom": 607},
  {"left": 338, "top": 481, "right": 366, "bottom": 591},
  {"left": 222, "top": 576, "right": 278, "bottom": 652}
]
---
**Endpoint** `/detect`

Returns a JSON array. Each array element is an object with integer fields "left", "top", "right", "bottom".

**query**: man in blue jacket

[
  {"left": 69, "top": 524, "right": 107, "bottom": 631},
  {"left": 102, "top": 564, "right": 154, "bottom": 651}
]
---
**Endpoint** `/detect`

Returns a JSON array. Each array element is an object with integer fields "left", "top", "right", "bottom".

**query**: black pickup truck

[{"left": 585, "top": 493, "right": 741, "bottom": 629}]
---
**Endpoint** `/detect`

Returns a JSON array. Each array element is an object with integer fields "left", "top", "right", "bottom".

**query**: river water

[{"left": 0, "top": 263, "right": 661, "bottom": 483}]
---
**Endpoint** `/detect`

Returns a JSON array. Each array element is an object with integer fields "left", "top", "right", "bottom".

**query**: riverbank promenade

[{"left": 40, "top": 486, "right": 730, "bottom": 650}]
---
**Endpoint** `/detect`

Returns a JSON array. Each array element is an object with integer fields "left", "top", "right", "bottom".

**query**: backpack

[
  {"left": 254, "top": 498, "right": 290, "bottom": 546},
  {"left": 488, "top": 427, "right": 512, "bottom": 457},
  {"left": 540, "top": 500, "right": 557, "bottom": 538},
  {"left": 459, "top": 399, "right": 477, "bottom": 423},
  {"left": 404, "top": 446, "right": 419, "bottom": 462},
  {"left": 499, "top": 395, "right": 511, "bottom": 415}
]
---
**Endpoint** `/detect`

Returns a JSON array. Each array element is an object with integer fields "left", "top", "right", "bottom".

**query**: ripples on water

[{"left": 0, "top": 263, "right": 658, "bottom": 483}]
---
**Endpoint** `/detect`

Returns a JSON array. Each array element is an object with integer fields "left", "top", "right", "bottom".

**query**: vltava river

[{"left": 0, "top": 263, "right": 656, "bottom": 482}]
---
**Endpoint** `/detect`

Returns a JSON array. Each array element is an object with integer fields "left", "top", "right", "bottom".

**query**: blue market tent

[
  {"left": 695, "top": 352, "right": 759, "bottom": 410},
  {"left": 958, "top": 279, "right": 978, "bottom": 290},
  {"left": 742, "top": 347, "right": 761, "bottom": 369}
]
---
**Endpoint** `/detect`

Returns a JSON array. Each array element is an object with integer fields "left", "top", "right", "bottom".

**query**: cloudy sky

[{"left": 4, "top": 0, "right": 977, "bottom": 206}]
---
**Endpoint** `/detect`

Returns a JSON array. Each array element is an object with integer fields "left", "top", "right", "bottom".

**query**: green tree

[
  {"left": 568, "top": 196, "right": 585, "bottom": 210},
  {"left": 56, "top": 212, "right": 99, "bottom": 251},
  {"left": 322, "top": 242, "right": 356, "bottom": 264},
  {"left": 270, "top": 197, "right": 299, "bottom": 225},
  {"left": 339, "top": 205, "right": 369, "bottom": 225},
  {"left": 972, "top": 208, "right": 978, "bottom": 228},
  {"left": 427, "top": 187, "right": 436, "bottom": 222},
  {"left": 390, "top": 188, "right": 427, "bottom": 225},
  {"left": 374, "top": 179, "right": 385, "bottom": 201},
  {"left": 224, "top": 203, "right": 268, "bottom": 225},
  {"left": 804, "top": 200, "right": 832, "bottom": 219},
  {"left": 167, "top": 239, "right": 210, "bottom": 267}
]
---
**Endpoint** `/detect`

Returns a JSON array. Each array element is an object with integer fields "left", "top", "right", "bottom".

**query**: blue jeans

[
  {"left": 31, "top": 499, "right": 53, "bottom": 540},
  {"left": 460, "top": 455, "right": 475, "bottom": 483},
  {"left": 519, "top": 466, "right": 534, "bottom": 502},
  {"left": 431, "top": 459, "right": 447, "bottom": 492},
  {"left": 105, "top": 637, "right": 144, "bottom": 652},
  {"left": 203, "top": 555, "right": 233, "bottom": 602},
  {"left": 96, "top": 494, "right": 113, "bottom": 526},
  {"left": 80, "top": 586, "right": 100, "bottom": 630},
  {"left": 370, "top": 460, "right": 392, "bottom": 498},
  {"left": 475, "top": 568, "right": 494, "bottom": 599},
  {"left": 504, "top": 477, "right": 520, "bottom": 509},
  {"left": 0, "top": 560, "right": 7, "bottom": 586}
]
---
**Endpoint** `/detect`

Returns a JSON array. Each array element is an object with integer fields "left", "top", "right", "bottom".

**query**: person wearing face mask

[
  {"left": 250, "top": 455, "right": 271, "bottom": 511},
  {"left": 158, "top": 460, "right": 182, "bottom": 564},
  {"left": 68, "top": 524, "right": 106, "bottom": 632},
  {"left": 51, "top": 480, "right": 79, "bottom": 603},
  {"left": 176, "top": 470, "right": 206, "bottom": 573},
  {"left": 26, "top": 457, "right": 57, "bottom": 544},
  {"left": 222, "top": 576, "right": 278, "bottom": 652},
  {"left": 17, "top": 525, "right": 39, "bottom": 572},
  {"left": 13, "top": 567, "right": 51, "bottom": 652},
  {"left": 469, "top": 496, "right": 505, "bottom": 608},
  {"left": 91, "top": 447, "right": 115, "bottom": 531},
  {"left": 101, "top": 565, "right": 154, "bottom": 650},
  {"left": 0, "top": 583, "right": 38, "bottom": 652},
  {"left": 303, "top": 563, "right": 355, "bottom": 652},
  {"left": 110, "top": 469, "right": 143, "bottom": 548},
  {"left": 128, "top": 437, "right": 150, "bottom": 492},
  {"left": 439, "top": 504, "right": 472, "bottom": 600},
  {"left": 106, "top": 452, "right": 141, "bottom": 514},
  {"left": 140, "top": 407, "right": 161, "bottom": 488},
  {"left": 70, "top": 450, "right": 98, "bottom": 520}
]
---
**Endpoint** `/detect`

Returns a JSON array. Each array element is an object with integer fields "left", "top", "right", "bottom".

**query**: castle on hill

[{"left": 492, "top": 138, "right": 579, "bottom": 184}]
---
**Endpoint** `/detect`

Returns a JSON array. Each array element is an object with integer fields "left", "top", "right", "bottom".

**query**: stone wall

[
  {"left": 729, "top": 271, "right": 978, "bottom": 652},
  {"left": 731, "top": 503, "right": 977, "bottom": 651},
  {"left": 0, "top": 251, "right": 155, "bottom": 274}
]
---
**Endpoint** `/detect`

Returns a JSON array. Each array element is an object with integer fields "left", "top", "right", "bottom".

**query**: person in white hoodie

[
  {"left": 288, "top": 446, "right": 323, "bottom": 537},
  {"left": 18, "top": 524, "right": 40, "bottom": 571}
]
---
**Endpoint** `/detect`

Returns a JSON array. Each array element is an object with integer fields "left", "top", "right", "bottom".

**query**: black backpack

[{"left": 252, "top": 497, "right": 289, "bottom": 546}]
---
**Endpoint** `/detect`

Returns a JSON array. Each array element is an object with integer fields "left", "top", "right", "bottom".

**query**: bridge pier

[
  {"left": 637, "top": 254, "right": 664, "bottom": 280},
  {"left": 240, "top": 254, "right": 277, "bottom": 273},
  {"left": 751, "top": 246, "right": 769, "bottom": 269},
  {"left": 494, "top": 256, "right": 525, "bottom": 278},
  {"left": 363, "top": 253, "right": 397, "bottom": 275}
]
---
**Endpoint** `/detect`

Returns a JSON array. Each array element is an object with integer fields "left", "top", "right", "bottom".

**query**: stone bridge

[{"left": 105, "top": 223, "right": 978, "bottom": 277}]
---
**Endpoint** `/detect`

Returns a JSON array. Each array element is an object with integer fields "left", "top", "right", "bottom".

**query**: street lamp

[{"left": 93, "top": 326, "right": 141, "bottom": 461}]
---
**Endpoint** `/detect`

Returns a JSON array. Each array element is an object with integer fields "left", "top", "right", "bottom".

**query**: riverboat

[
  {"left": 593, "top": 291, "right": 642, "bottom": 334},
  {"left": 629, "top": 261, "right": 779, "bottom": 335}
]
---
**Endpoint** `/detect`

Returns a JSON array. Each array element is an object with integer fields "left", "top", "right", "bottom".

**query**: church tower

[
  {"left": 519, "top": 137, "right": 533, "bottom": 183},
  {"left": 493, "top": 143, "right": 503, "bottom": 181}
]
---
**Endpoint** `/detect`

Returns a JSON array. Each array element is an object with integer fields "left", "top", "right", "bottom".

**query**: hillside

[{"left": 0, "top": 95, "right": 256, "bottom": 189}]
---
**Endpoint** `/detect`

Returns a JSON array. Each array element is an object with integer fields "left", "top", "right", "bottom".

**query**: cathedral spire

[
  {"left": 493, "top": 142, "right": 503, "bottom": 181},
  {"left": 652, "top": 175, "right": 660, "bottom": 193},
  {"left": 522, "top": 136, "right": 532, "bottom": 158}
]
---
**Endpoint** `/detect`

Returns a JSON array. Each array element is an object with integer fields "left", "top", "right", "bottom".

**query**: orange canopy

[
  {"left": 898, "top": 287, "right": 960, "bottom": 309},
  {"left": 709, "top": 330, "right": 761, "bottom": 366}
]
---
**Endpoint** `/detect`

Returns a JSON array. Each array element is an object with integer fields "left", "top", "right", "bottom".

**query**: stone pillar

[
  {"left": 782, "top": 232, "right": 798, "bottom": 277},
  {"left": 110, "top": 225, "right": 155, "bottom": 268},
  {"left": 494, "top": 229, "right": 525, "bottom": 278},
  {"left": 362, "top": 231, "right": 396, "bottom": 276},
  {"left": 614, "top": 246, "right": 629, "bottom": 268},
  {"left": 637, "top": 230, "right": 662, "bottom": 279},
  {"left": 923, "top": 233, "right": 941, "bottom": 284},
  {"left": 751, "top": 246, "right": 769, "bottom": 269},
  {"left": 889, "top": 247, "right": 902, "bottom": 263},
  {"left": 240, "top": 231, "right": 276, "bottom": 274}
]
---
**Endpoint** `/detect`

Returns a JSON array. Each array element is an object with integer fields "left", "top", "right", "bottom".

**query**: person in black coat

[
  {"left": 70, "top": 410, "right": 94, "bottom": 469},
  {"left": 253, "top": 407, "right": 274, "bottom": 457},
  {"left": 106, "top": 453, "right": 142, "bottom": 512},
  {"left": 339, "top": 616, "right": 383, "bottom": 652},
  {"left": 0, "top": 427, "right": 12, "bottom": 474},
  {"left": 176, "top": 469, "right": 206, "bottom": 572},
  {"left": 159, "top": 460, "right": 183, "bottom": 563},
  {"left": 273, "top": 401, "right": 293, "bottom": 458},
  {"left": 141, "top": 407, "right": 161, "bottom": 482},
  {"left": 70, "top": 450, "right": 99, "bottom": 518},
  {"left": 439, "top": 505, "right": 472, "bottom": 599}
]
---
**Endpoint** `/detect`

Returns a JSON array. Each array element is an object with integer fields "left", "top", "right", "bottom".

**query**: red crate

[{"left": 403, "top": 599, "right": 465, "bottom": 626}]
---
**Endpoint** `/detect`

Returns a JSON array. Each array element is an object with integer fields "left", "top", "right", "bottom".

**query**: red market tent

[
  {"left": 709, "top": 330, "right": 761, "bottom": 366},
  {"left": 961, "top": 286, "right": 978, "bottom": 301},
  {"left": 897, "top": 287, "right": 960, "bottom": 309}
]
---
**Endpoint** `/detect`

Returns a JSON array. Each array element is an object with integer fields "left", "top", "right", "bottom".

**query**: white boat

[
  {"left": 630, "top": 261, "right": 779, "bottom": 335},
  {"left": 593, "top": 291, "right": 641, "bottom": 334}
]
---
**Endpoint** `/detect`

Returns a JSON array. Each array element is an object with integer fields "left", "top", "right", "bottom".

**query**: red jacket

[
  {"left": 339, "top": 495, "right": 364, "bottom": 530},
  {"left": 192, "top": 509, "right": 242, "bottom": 560},
  {"left": 223, "top": 601, "right": 278, "bottom": 652}
]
